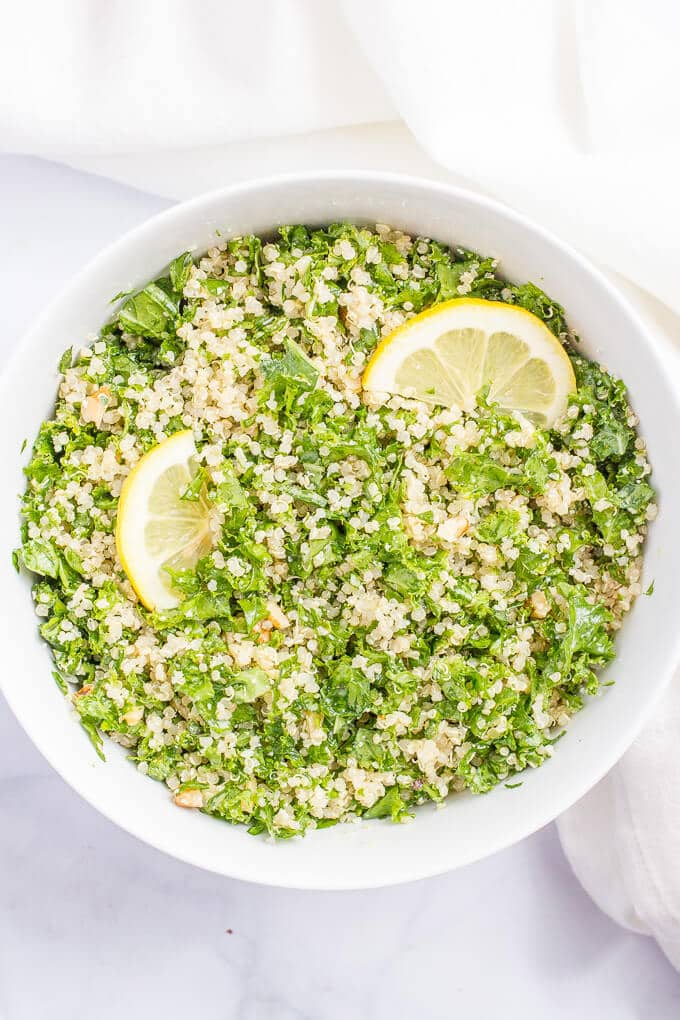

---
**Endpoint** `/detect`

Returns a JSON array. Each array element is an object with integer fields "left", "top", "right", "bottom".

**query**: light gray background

[{"left": 1, "top": 156, "right": 679, "bottom": 1020}]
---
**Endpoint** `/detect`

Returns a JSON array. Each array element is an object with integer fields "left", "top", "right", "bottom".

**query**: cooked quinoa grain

[{"left": 16, "top": 223, "right": 655, "bottom": 837}]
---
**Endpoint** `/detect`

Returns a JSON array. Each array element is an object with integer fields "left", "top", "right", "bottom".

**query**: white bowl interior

[{"left": 1, "top": 173, "right": 678, "bottom": 889}]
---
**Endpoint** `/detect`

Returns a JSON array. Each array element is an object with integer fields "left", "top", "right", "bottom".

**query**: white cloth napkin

[
  {"left": 3, "top": 0, "right": 680, "bottom": 968},
  {"left": 558, "top": 681, "right": 680, "bottom": 970}
]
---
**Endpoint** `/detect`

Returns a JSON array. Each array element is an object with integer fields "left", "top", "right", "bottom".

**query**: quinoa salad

[{"left": 15, "top": 223, "right": 656, "bottom": 838}]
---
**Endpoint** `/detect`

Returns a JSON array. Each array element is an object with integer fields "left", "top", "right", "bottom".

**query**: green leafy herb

[
  {"left": 261, "top": 338, "right": 318, "bottom": 397},
  {"left": 181, "top": 468, "right": 207, "bottom": 502},
  {"left": 233, "top": 668, "right": 271, "bottom": 703},
  {"left": 169, "top": 251, "right": 193, "bottom": 293},
  {"left": 364, "top": 788, "right": 413, "bottom": 822},
  {"left": 118, "top": 283, "right": 179, "bottom": 339}
]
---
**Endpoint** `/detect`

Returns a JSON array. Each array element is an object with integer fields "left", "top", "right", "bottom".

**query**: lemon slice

[
  {"left": 116, "top": 430, "right": 212, "bottom": 610},
  {"left": 362, "top": 298, "right": 576, "bottom": 425}
]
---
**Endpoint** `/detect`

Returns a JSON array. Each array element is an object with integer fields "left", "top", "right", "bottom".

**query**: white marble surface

[{"left": 1, "top": 155, "right": 679, "bottom": 1020}]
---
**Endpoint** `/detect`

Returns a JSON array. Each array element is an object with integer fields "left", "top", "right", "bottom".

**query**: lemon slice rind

[
  {"left": 116, "top": 430, "right": 211, "bottom": 611},
  {"left": 362, "top": 298, "right": 575, "bottom": 426}
]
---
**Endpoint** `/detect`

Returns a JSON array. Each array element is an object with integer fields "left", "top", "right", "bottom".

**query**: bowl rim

[{"left": 3, "top": 169, "right": 680, "bottom": 889}]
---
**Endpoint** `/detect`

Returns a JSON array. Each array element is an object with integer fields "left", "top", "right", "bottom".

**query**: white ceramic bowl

[{"left": 2, "top": 172, "right": 679, "bottom": 890}]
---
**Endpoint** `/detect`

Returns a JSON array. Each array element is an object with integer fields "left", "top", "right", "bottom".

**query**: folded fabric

[
  {"left": 2, "top": 0, "right": 680, "bottom": 969},
  {"left": 4, "top": 0, "right": 680, "bottom": 314},
  {"left": 558, "top": 679, "right": 680, "bottom": 970}
]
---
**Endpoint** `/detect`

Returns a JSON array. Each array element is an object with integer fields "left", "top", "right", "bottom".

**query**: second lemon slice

[
  {"left": 116, "top": 430, "right": 213, "bottom": 610},
  {"left": 362, "top": 297, "right": 576, "bottom": 426}
]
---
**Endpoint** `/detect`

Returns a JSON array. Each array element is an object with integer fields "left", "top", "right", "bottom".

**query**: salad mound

[{"left": 15, "top": 223, "right": 655, "bottom": 837}]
